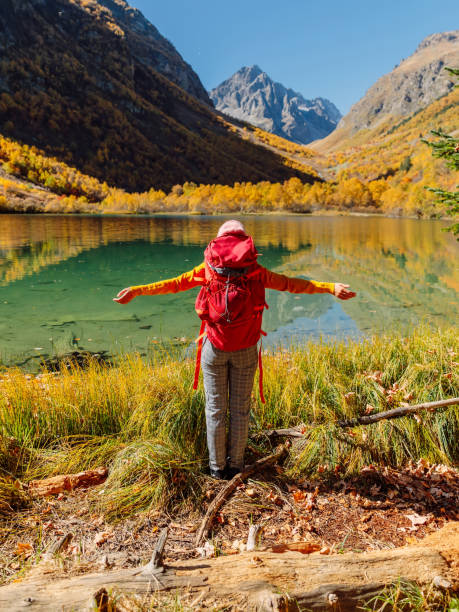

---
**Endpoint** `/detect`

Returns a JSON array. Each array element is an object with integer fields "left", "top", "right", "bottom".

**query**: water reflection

[{"left": 0, "top": 214, "right": 457, "bottom": 366}]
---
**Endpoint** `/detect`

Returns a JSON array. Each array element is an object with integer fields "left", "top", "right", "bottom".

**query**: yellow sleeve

[
  {"left": 130, "top": 263, "right": 206, "bottom": 296},
  {"left": 260, "top": 267, "right": 335, "bottom": 295}
]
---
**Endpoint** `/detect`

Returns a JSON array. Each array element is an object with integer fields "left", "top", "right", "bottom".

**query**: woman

[{"left": 114, "top": 220, "right": 356, "bottom": 479}]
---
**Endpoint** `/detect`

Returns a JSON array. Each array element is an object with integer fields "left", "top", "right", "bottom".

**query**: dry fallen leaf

[
  {"left": 266, "top": 491, "right": 283, "bottom": 506},
  {"left": 292, "top": 490, "right": 306, "bottom": 503},
  {"left": 406, "top": 513, "right": 430, "bottom": 527},
  {"left": 94, "top": 531, "right": 112, "bottom": 546},
  {"left": 15, "top": 542, "right": 33, "bottom": 558},
  {"left": 42, "top": 521, "right": 55, "bottom": 532},
  {"left": 365, "top": 371, "right": 383, "bottom": 384}
]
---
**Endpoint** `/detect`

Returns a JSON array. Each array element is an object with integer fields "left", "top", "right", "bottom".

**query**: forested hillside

[
  {"left": 312, "top": 86, "right": 459, "bottom": 215},
  {"left": 0, "top": 0, "right": 316, "bottom": 192},
  {"left": 1, "top": 84, "right": 457, "bottom": 216},
  {"left": 0, "top": 4, "right": 457, "bottom": 218}
]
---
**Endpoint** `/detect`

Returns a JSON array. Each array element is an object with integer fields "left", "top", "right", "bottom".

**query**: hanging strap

[
  {"left": 258, "top": 330, "right": 267, "bottom": 404},
  {"left": 193, "top": 320, "right": 206, "bottom": 390}
]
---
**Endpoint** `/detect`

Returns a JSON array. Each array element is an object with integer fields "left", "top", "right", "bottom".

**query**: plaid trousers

[{"left": 201, "top": 338, "right": 258, "bottom": 471}]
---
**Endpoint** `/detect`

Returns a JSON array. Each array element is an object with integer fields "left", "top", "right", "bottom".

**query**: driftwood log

[
  {"left": 195, "top": 445, "right": 288, "bottom": 546},
  {"left": 28, "top": 467, "right": 108, "bottom": 497},
  {"left": 0, "top": 522, "right": 457, "bottom": 612}
]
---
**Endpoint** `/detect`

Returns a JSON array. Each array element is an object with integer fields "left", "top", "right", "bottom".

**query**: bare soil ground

[{"left": 1, "top": 460, "right": 457, "bottom": 587}]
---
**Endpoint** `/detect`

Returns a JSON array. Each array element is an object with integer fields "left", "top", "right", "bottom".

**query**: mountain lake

[{"left": 0, "top": 214, "right": 458, "bottom": 369}]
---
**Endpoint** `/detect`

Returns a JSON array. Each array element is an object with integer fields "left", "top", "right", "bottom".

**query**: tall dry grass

[{"left": 0, "top": 327, "right": 457, "bottom": 519}]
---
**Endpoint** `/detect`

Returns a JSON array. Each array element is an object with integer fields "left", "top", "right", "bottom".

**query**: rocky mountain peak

[
  {"left": 238, "top": 65, "right": 264, "bottom": 80},
  {"left": 210, "top": 67, "right": 341, "bottom": 145},
  {"left": 415, "top": 30, "right": 459, "bottom": 53},
  {"left": 335, "top": 30, "right": 459, "bottom": 135}
]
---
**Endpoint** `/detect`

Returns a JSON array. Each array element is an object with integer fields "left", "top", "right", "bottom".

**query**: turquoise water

[{"left": 0, "top": 214, "right": 458, "bottom": 367}]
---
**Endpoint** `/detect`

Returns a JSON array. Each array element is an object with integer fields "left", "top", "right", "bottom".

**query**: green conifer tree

[{"left": 422, "top": 67, "right": 459, "bottom": 236}]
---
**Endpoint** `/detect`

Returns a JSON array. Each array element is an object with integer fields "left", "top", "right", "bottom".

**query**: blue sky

[{"left": 133, "top": 1, "right": 458, "bottom": 114}]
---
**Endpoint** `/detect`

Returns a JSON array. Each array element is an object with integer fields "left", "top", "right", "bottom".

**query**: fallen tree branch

[
  {"left": 140, "top": 527, "right": 168, "bottom": 575},
  {"left": 42, "top": 533, "right": 73, "bottom": 561},
  {"left": 195, "top": 445, "right": 287, "bottom": 546},
  {"left": 337, "top": 397, "right": 459, "bottom": 428},
  {"left": 260, "top": 398, "right": 459, "bottom": 438},
  {"left": 262, "top": 426, "right": 305, "bottom": 439}
]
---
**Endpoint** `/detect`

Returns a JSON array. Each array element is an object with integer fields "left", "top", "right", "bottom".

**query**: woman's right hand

[
  {"left": 334, "top": 283, "right": 356, "bottom": 300},
  {"left": 113, "top": 287, "right": 135, "bottom": 304}
]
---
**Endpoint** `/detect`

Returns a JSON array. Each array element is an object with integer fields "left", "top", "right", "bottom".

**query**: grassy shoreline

[{"left": 1, "top": 326, "right": 457, "bottom": 520}]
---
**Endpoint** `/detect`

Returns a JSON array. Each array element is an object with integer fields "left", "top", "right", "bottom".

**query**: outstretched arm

[
  {"left": 261, "top": 268, "right": 356, "bottom": 300},
  {"left": 113, "top": 263, "right": 206, "bottom": 304}
]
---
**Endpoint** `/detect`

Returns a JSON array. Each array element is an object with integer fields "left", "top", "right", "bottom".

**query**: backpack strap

[
  {"left": 258, "top": 331, "right": 267, "bottom": 404},
  {"left": 207, "top": 262, "right": 250, "bottom": 278},
  {"left": 193, "top": 320, "right": 206, "bottom": 391}
]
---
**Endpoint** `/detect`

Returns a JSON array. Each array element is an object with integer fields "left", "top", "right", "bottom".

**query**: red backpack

[{"left": 193, "top": 230, "right": 267, "bottom": 402}]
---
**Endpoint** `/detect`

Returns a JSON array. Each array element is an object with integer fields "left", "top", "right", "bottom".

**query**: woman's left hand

[
  {"left": 113, "top": 287, "right": 135, "bottom": 304},
  {"left": 334, "top": 283, "right": 356, "bottom": 300}
]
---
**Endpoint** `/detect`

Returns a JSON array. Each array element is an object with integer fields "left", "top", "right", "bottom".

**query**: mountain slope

[
  {"left": 210, "top": 66, "right": 341, "bottom": 145},
  {"left": 314, "top": 31, "right": 459, "bottom": 152},
  {"left": 0, "top": 0, "right": 316, "bottom": 191},
  {"left": 83, "top": 0, "right": 211, "bottom": 104}
]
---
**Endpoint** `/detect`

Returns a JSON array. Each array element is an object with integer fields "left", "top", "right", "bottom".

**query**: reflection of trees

[
  {"left": 0, "top": 214, "right": 458, "bottom": 333},
  {"left": 0, "top": 216, "right": 318, "bottom": 284},
  {"left": 278, "top": 228, "right": 459, "bottom": 332},
  {"left": 0, "top": 241, "right": 87, "bottom": 285}
]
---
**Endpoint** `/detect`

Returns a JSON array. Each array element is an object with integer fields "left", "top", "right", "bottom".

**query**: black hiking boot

[
  {"left": 210, "top": 468, "right": 227, "bottom": 480},
  {"left": 225, "top": 466, "right": 242, "bottom": 479}
]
